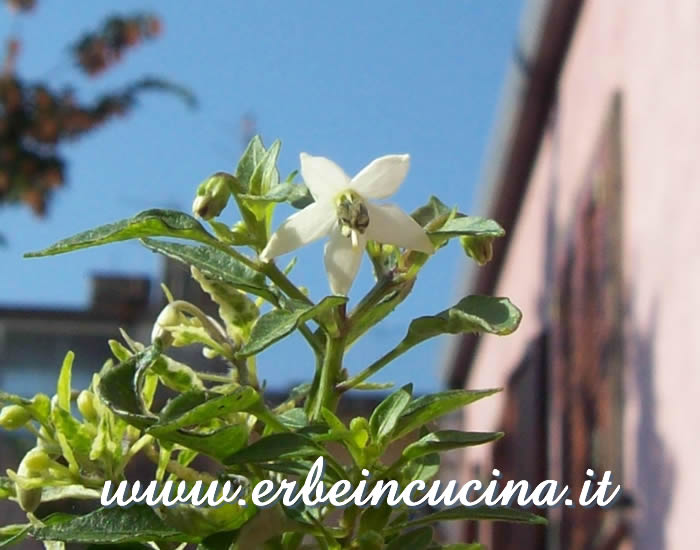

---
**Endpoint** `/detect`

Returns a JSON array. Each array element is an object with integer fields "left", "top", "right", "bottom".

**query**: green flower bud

[
  {"left": 16, "top": 448, "right": 48, "bottom": 512},
  {"left": 350, "top": 416, "right": 370, "bottom": 448},
  {"left": 460, "top": 235, "right": 494, "bottom": 266},
  {"left": 77, "top": 390, "right": 98, "bottom": 423},
  {"left": 151, "top": 303, "right": 183, "bottom": 348},
  {"left": 190, "top": 267, "right": 259, "bottom": 336},
  {"left": 31, "top": 393, "right": 51, "bottom": 419},
  {"left": 192, "top": 172, "right": 235, "bottom": 220},
  {"left": 0, "top": 405, "right": 32, "bottom": 430},
  {"left": 22, "top": 448, "right": 51, "bottom": 471}
]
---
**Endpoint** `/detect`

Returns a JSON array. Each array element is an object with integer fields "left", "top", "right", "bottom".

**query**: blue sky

[{"left": 0, "top": 1, "right": 523, "bottom": 392}]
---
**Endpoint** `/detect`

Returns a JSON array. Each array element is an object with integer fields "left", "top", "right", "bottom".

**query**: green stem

[
  {"left": 308, "top": 334, "right": 346, "bottom": 420},
  {"left": 336, "top": 340, "right": 413, "bottom": 392},
  {"left": 260, "top": 262, "right": 313, "bottom": 305}
]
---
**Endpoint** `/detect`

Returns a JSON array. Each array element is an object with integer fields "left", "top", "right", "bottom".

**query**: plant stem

[
  {"left": 336, "top": 340, "right": 413, "bottom": 392},
  {"left": 260, "top": 262, "right": 313, "bottom": 305},
  {"left": 143, "top": 444, "right": 217, "bottom": 484},
  {"left": 308, "top": 334, "right": 346, "bottom": 420}
]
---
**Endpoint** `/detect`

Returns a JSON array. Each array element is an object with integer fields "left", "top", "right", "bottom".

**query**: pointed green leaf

[
  {"left": 238, "top": 296, "right": 347, "bottom": 357},
  {"left": 155, "top": 424, "right": 249, "bottom": 460},
  {"left": 223, "top": 433, "right": 321, "bottom": 465},
  {"left": 56, "top": 351, "right": 74, "bottom": 411},
  {"left": 151, "top": 387, "right": 259, "bottom": 432},
  {"left": 404, "top": 295, "right": 522, "bottom": 347},
  {"left": 248, "top": 139, "right": 280, "bottom": 197},
  {"left": 369, "top": 384, "right": 412, "bottom": 443},
  {"left": 411, "top": 196, "right": 451, "bottom": 228},
  {"left": 402, "top": 430, "right": 504, "bottom": 460},
  {"left": 396, "top": 505, "right": 546, "bottom": 529},
  {"left": 25, "top": 210, "right": 217, "bottom": 258},
  {"left": 31, "top": 506, "right": 197, "bottom": 544},
  {"left": 238, "top": 182, "right": 312, "bottom": 209},
  {"left": 401, "top": 453, "right": 440, "bottom": 483},
  {"left": 428, "top": 216, "right": 504, "bottom": 239},
  {"left": 140, "top": 238, "right": 275, "bottom": 301},
  {"left": 97, "top": 349, "right": 161, "bottom": 430},
  {"left": 235, "top": 135, "right": 266, "bottom": 191},
  {"left": 394, "top": 389, "right": 500, "bottom": 438}
]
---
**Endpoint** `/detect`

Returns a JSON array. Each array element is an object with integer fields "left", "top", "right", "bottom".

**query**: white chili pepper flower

[{"left": 260, "top": 153, "right": 434, "bottom": 295}]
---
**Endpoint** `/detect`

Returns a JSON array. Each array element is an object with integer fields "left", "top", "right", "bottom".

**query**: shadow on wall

[{"left": 630, "top": 297, "right": 674, "bottom": 550}]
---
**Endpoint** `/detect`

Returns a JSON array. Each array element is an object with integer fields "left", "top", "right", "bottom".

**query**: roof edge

[{"left": 445, "top": 0, "right": 584, "bottom": 389}]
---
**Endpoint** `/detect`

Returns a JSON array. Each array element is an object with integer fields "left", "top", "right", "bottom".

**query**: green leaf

[
  {"left": 404, "top": 295, "right": 522, "bottom": 347},
  {"left": 0, "top": 524, "right": 29, "bottom": 548},
  {"left": 238, "top": 296, "right": 347, "bottom": 357},
  {"left": 235, "top": 135, "right": 266, "bottom": 191},
  {"left": 25, "top": 210, "right": 217, "bottom": 258},
  {"left": 396, "top": 505, "right": 546, "bottom": 529},
  {"left": 401, "top": 453, "right": 440, "bottom": 483},
  {"left": 276, "top": 408, "right": 309, "bottom": 430},
  {"left": 238, "top": 182, "right": 312, "bottom": 209},
  {"left": 223, "top": 433, "right": 321, "bottom": 465},
  {"left": 97, "top": 349, "right": 161, "bottom": 430},
  {"left": 402, "top": 430, "right": 503, "bottom": 460},
  {"left": 2, "top": 514, "right": 73, "bottom": 548},
  {"left": 56, "top": 351, "right": 74, "bottom": 411},
  {"left": 346, "top": 279, "right": 414, "bottom": 348},
  {"left": 0, "top": 477, "right": 14, "bottom": 499},
  {"left": 385, "top": 527, "right": 433, "bottom": 550},
  {"left": 51, "top": 407, "right": 95, "bottom": 456},
  {"left": 151, "top": 386, "right": 259, "bottom": 432},
  {"left": 31, "top": 505, "right": 197, "bottom": 544},
  {"left": 394, "top": 389, "right": 500, "bottom": 438},
  {"left": 248, "top": 139, "right": 281, "bottom": 197},
  {"left": 140, "top": 238, "right": 274, "bottom": 302},
  {"left": 369, "top": 384, "right": 412, "bottom": 444},
  {"left": 411, "top": 196, "right": 451, "bottom": 228},
  {"left": 428, "top": 216, "right": 504, "bottom": 239},
  {"left": 155, "top": 424, "right": 249, "bottom": 461}
]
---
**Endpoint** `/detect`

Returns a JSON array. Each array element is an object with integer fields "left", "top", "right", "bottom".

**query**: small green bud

[
  {"left": 151, "top": 303, "right": 183, "bottom": 347},
  {"left": 192, "top": 172, "right": 235, "bottom": 220},
  {"left": 16, "top": 448, "right": 49, "bottom": 512},
  {"left": 77, "top": 390, "right": 98, "bottom": 423},
  {"left": 31, "top": 393, "right": 51, "bottom": 418},
  {"left": 0, "top": 405, "right": 32, "bottom": 430},
  {"left": 21, "top": 448, "right": 51, "bottom": 472},
  {"left": 460, "top": 235, "right": 494, "bottom": 266},
  {"left": 350, "top": 416, "right": 370, "bottom": 448}
]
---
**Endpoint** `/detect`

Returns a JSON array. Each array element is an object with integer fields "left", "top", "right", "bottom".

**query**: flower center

[{"left": 335, "top": 191, "right": 369, "bottom": 247}]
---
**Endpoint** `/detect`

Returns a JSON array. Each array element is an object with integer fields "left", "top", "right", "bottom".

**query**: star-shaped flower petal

[{"left": 260, "top": 153, "right": 434, "bottom": 295}]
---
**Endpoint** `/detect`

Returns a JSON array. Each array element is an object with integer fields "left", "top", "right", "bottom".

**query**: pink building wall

[{"left": 459, "top": 1, "right": 699, "bottom": 548}]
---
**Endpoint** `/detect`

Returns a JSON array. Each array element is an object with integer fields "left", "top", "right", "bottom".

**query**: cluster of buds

[{"left": 73, "top": 13, "right": 162, "bottom": 76}]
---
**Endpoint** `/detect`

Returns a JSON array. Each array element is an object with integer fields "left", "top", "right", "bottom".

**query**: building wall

[{"left": 461, "top": 1, "right": 699, "bottom": 548}]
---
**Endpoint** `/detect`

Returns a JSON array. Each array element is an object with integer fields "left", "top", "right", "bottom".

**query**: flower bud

[
  {"left": 0, "top": 405, "right": 32, "bottom": 430},
  {"left": 21, "top": 448, "right": 51, "bottom": 471},
  {"left": 77, "top": 390, "right": 98, "bottom": 423},
  {"left": 192, "top": 172, "right": 235, "bottom": 220},
  {"left": 151, "top": 303, "right": 183, "bottom": 347},
  {"left": 460, "top": 235, "right": 494, "bottom": 266},
  {"left": 16, "top": 448, "right": 48, "bottom": 512},
  {"left": 350, "top": 416, "right": 370, "bottom": 448}
]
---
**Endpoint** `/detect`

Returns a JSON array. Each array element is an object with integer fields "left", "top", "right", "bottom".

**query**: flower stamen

[{"left": 335, "top": 191, "right": 370, "bottom": 244}]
